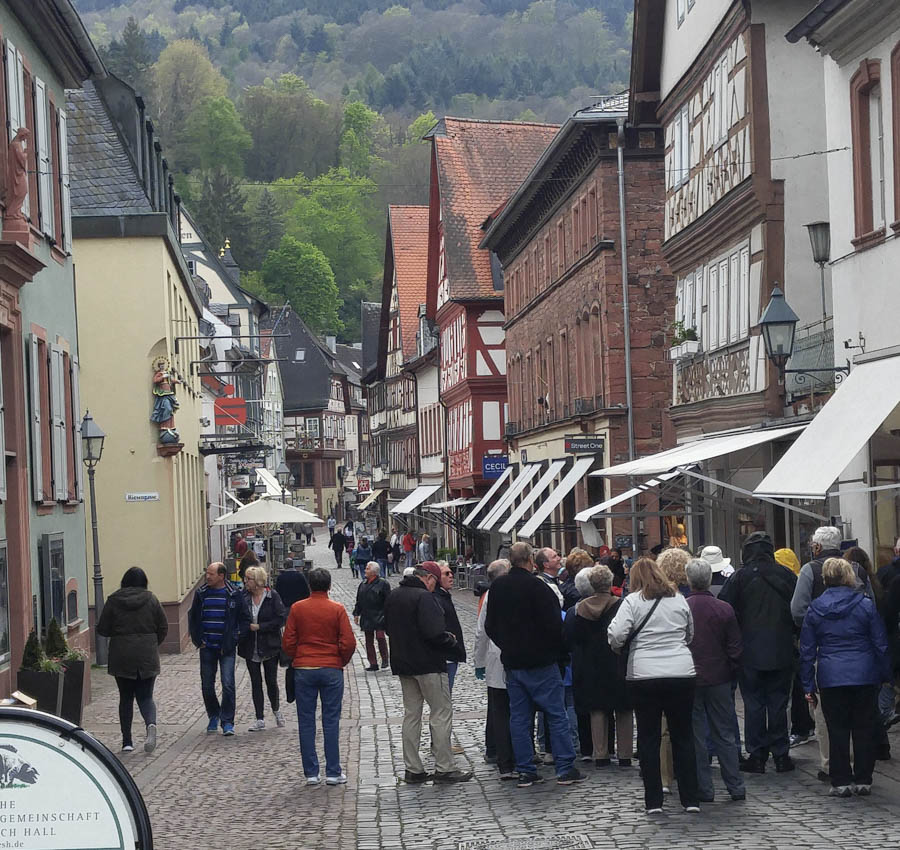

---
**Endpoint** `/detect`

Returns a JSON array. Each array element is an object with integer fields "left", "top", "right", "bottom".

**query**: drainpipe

[{"left": 617, "top": 118, "right": 640, "bottom": 557}]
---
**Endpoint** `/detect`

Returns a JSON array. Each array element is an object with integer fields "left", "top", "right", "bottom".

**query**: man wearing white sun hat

[{"left": 699, "top": 545, "right": 734, "bottom": 596}]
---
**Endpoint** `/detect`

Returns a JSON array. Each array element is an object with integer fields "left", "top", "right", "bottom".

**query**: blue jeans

[
  {"left": 199, "top": 648, "right": 236, "bottom": 726},
  {"left": 294, "top": 667, "right": 345, "bottom": 779},
  {"left": 377, "top": 558, "right": 388, "bottom": 579},
  {"left": 693, "top": 682, "right": 745, "bottom": 799},
  {"left": 878, "top": 682, "right": 896, "bottom": 723},
  {"left": 564, "top": 686, "right": 581, "bottom": 755},
  {"left": 447, "top": 661, "right": 459, "bottom": 692},
  {"left": 506, "top": 664, "right": 575, "bottom": 777}
]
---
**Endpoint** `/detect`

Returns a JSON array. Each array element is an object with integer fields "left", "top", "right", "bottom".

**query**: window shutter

[
  {"left": 5, "top": 41, "right": 18, "bottom": 138},
  {"left": 729, "top": 252, "right": 741, "bottom": 342},
  {"left": 49, "top": 345, "right": 67, "bottom": 500},
  {"left": 708, "top": 263, "right": 718, "bottom": 349},
  {"left": 28, "top": 334, "right": 43, "bottom": 502},
  {"left": 34, "top": 77, "right": 53, "bottom": 238},
  {"left": 0, "top": 339, "right": 6, "bottom": 501},
  {"left": 71, "top": 354, "right": 83, "bottom": 501},
  {"left": 57, "top": 107, "right": 71, "bottom": 252},
  {"left": 739, "top": 247, "right": 751, "bottom": 338},
  {"left": 718, "top": 259, "right": 729, "bottom": 344}
]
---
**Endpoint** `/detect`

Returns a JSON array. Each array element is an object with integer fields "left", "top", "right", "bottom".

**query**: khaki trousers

[
  {"left": 814, "top": 698, "right": 830, "bottom": 771},
  {"left": 590, "top": 709, "right": 634, "bottom": 760},
  {"left": 399, "top": 673, "right": 455, "bottom": 774}
]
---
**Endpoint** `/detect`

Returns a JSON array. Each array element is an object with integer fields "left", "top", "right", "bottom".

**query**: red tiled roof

[
  {"left": 433, "top": 118, "right": 560, "bottom": 301},
  {"left": 388, "top": 205, "right": 429, "bottom": 360}
]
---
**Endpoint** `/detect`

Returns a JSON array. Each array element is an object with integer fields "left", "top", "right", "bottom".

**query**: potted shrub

[
  {"left": 16, "top": 630, "right": 63, "bottom": 716},
  {"left": 44, "top": 618, "right": 87, "bottom": 725},
  {"left": 669, "top": 321, "right": 701, "bottom": 360}
]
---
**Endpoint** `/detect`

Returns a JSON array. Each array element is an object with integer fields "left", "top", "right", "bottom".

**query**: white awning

[
  {"left": 574, "top": 472, "right": 680, "bottom": 522},
  {"left": 518, "top": 457, "right": 595, "bottom": 539},
  {"left": 478, "top": 464, "right": 542, "bottom": 531},
  {"left": 756, "top": 356, "right": 900, "bottom": 499},
  {"left": 389, "top": 484, "right": 442, "bottom": 515},
  {"left": 423, "top": 498, "right": 479, "bottom": 511},
  {"left": 499, "top": 460, "right": 566, "bottom": 534},
  {"left": 462, "top": 466, "right": 514, "bottom": 526},
  {"left": 225, "top": 490, "right": 243, "bottom": 509},
  {"left": 358, "top": 489, "right": 385, "bottom": 511},
  {"left": 255, "top": 468, "right": 283, "bottom": 498},
  {"left": 591, "top": 425, "right": 806, "bottom": 478}
]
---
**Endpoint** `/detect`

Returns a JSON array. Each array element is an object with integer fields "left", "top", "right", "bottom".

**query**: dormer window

[{"left": 294, "top": 349, "right": 306, "bottom": 362}]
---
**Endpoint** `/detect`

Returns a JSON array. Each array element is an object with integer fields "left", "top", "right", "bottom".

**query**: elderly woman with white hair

[{"left": 563, "top": 564, "right": 633, "bottom": 767}]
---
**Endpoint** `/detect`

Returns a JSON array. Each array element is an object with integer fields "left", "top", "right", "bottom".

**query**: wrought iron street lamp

[
  {"left": 276, "top": 460, "right": 290, "bottom": 504},
  {"left": 759, "top": 285, "right": 849, "bottom": 383},
  {"left": 805, "top": 221, "right": 830, "bottom": 318},
  {"left": 81, "top": 411, "right": 108, "bottom": 666}
]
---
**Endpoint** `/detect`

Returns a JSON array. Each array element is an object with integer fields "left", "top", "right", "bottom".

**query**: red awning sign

[{"left": 215, "top": 397, "right": 247, "bottom": 425}]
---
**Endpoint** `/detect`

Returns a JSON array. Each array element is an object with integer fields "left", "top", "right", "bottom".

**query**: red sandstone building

[{"left": 477, "top": 95, "right": 674, "bottom": 555}]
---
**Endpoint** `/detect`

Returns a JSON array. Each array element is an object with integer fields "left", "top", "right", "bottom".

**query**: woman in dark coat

[
  {"left": 353, "top": 561, "right": 392, "bottom": 671},
  {"left": 239, "top": 565, "right": 287, "bottom": 731},
  {"left": 563, "top": 564, "right": 633, "bottom": 767},
  {"left": 96, "top": 566, "right": 168, "bottom": 753}
]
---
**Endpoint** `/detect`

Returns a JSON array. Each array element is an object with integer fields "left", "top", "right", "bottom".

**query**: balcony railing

[{"left": 505, "top": 421, "right": 519, "bottom": 437}]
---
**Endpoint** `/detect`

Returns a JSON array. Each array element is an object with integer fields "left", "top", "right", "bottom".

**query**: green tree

[
  {"left": 153, "top": 40, "right": 227, "bottom": 162},
  {"left": 339, "top": 101, "right": 386, "bottom": 177},
  {"left": 101, "top": 17, "right": 155, "bottom": 98},
  {"left": 181, "top": 96, "right": 251, "bottom": 175},
  {"left": 405, "top": 110, "right": 437, "bottom": 144},
  {"left": 262, "top": 237, "right": 342, "bottom": 333},
  {"left": 236, "top": 189, "right": 285, "bottom": 271},
  {"left": 193, "top": 167, "right": 246, "bottom": 256}
]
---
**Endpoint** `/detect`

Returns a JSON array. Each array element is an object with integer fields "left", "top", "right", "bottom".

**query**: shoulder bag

[{"left": 619, "top": 596, "right": 663, "bottom": 667}]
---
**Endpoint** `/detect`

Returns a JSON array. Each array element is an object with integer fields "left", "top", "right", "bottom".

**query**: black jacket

[
  {"left": 718, "top": 534, "right": 796, "bottom": 671},
  {"left": 96, "top": 587, "right": 168, "bottom": 679},
  {"left": 384, "top": 576, "right": 457, "bottom": 676},
  {"left": 353, "top": 576, "right": 391, "bottom": 631},
  {"left": 275, "top": 569, "right": 310, "bottom": 609},
  {"left": 188, "top": 581, "right": 243, "bottom": 656},
  {"left": 435, "top": 586, "right": 466, "bottom": 662},
  {"left": 237, "top": 589, "right": 286, "bottom": 660},
  {"left": 558, "top": 576, "right": 581, "bottom": 611},
  {"left": 372, "top": 538, "right": 391, "bottom": 560},
  {"left": 329, "top": 531, "right": 346, "bottom": 552},
  {"left": 485, "top": 566, "right": 565, "bottom": 670}
]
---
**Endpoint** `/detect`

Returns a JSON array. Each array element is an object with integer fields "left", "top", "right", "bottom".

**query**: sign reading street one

[
  {"left": 0, "top": 708, "right": 151, "bottom": 849},
  {"left": 564, "top": 436, "right": 605, "bottom": 455}
]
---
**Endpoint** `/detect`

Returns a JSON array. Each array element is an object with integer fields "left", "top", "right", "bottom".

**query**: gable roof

[
  {"left": 386, "top": 205, "right": 429, "bottom": 361},
  {"left": 68, "top": 81, "right": 153, "bottom": 217},
  {"left": 361, "top": 301, "right": 382, "bottom": 382},
  {"left": 429, "top": 117, "right": 559, "bottom": 302}
]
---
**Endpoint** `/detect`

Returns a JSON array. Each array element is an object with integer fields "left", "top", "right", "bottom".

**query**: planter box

[
  {"left": 668, "top": 339, "right": 702, "bottom": 361},
  {"left": 60, "top": 659, "right": 85, "bottom": 725},
  {"left": 16, "top": 669, "right": 63, "bottom": 716}
]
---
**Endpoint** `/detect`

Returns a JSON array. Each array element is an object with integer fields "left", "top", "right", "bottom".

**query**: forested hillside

[{"left": 75, "top": 1, "right": 632, "bottom": 340}]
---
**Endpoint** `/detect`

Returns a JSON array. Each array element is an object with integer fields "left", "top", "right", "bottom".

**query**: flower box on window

[{"left": 668, "top": 339, "right": 702, "bottom": 361}]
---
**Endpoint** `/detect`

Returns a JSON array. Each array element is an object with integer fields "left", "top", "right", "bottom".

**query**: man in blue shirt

[{"left": 189, "top": 562, "right": 244, "bottom": 736}]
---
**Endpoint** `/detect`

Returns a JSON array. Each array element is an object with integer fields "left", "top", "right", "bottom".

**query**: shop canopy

[
  {"left": 462, "top": 466, "right": 514, "bottom": 526},
  {"left": 498, "top": 460, "right": 566, "bottom": 534},
  {"left": 590, "top": 424, "right": 807, "bottom": 479},
  {"left": 755, "top": 355, "right": 900, "bottom": 499},
  {"left": 254, "top": 467, "right": 283, "bottom": 498},
  {"left": 574, "top": 472, "right": 681, "bottom": 522},
  {"left": 478, "top": 464, "right": 542, "bottom": 531},
  {"left": 358, "top": 489, "right": 385, "bottom": 511},
  {"left": 389, "top": 484, "right": 442, "bottom": 515},
  {"left": 213, "top": 496, "right": 321, "bottom": 526},
  {"left": 423, "top": 498, "right": 479, "bottom": 511},
  {"left": 518, "top": 457, "right": 596, "bottom": 539}
]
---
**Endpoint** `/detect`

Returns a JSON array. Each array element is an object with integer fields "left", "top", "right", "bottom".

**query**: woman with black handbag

[{"left": 608, "top": 557, "right": 699, "bottom": 815}]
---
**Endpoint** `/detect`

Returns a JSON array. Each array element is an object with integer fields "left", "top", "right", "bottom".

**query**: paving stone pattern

[{"left": 82, "top": 540, "right": 900, "bottom": 849}]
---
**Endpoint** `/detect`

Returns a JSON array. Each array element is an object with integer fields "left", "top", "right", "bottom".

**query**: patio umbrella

[{"left": 213, "top": 495, "right": 323, "bottom": 527}]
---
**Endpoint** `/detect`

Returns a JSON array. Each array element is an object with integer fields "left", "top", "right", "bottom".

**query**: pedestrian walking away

[
  {"left": 352, "top": 537, "right": 373, "bottom": 580},
  {"left": 188, "top": 562, "right": 243, "bottom": 736},
  {"left": 329, "top": 528, "right": 346, "bottom": 569},
  {"left": 800, "top": 558, "right": 891, "bottom": 797},
  {"left": 402, "top": 529, "right": 416, "bottom": 570},
  {"left": 302, "top": 521, "right": 315, "bottom": 546},
  {"left": 282, "top": 567, "right": 356, "bottom": 785},
  {"left": 353, "top": 561, "right": 391, "bottom": 671},
  {"left": 239, "top": 566, "right": 287, "bottom": 731},
  {"left": 372, "top": 530, "right": 391, "bottom": 579},
  {"left": 485, "top": 541, "right": 585, "bottom": 787},
  {"left": 684, "top": 558, "right": 746, "bottom": 802},
  {"left": 608, "top": 557, "right": 700, "bottom": 814},
  {"left": 96, "top": 566, "right": 168, "bottom": 754},
  {"left": 384, "top": 566, "right": 472, "bottom": 784}
]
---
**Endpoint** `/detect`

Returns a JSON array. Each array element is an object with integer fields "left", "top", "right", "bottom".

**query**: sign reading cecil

[
  {"left": 482, "top": 456, "right": 509, "bottom": 480},
  {"left": 564, "top": 435, "right": 605, "bottom": 455},
  {"left": 0, "top": 708, "right": 151, "bottom": 849}
]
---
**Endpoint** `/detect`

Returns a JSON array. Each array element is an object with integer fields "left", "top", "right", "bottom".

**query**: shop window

[
  {"left": 0, "top": 545, "right": 9, "bottom": 666},
  {"left": 39, "top": 533, "right": 65, "bottom": 630},
  {"left": 850, "top": 59, "right": 885, "bottom": 244}
]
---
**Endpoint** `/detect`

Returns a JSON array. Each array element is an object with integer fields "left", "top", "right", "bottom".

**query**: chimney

[{"left": 325, "top": 335, "right": 336, "bottom": 353}]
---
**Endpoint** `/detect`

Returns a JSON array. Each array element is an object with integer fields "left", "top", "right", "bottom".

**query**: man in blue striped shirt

[{"left": 189, "top": 562, "right": 244, "bottom": 736}]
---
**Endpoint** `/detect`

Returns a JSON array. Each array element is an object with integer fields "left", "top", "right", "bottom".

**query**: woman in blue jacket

[{"left": 800, "top": 558, "right": 891, "bottom": 798}]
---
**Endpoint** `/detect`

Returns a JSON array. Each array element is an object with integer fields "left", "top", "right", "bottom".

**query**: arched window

[{"left": 850, "top": 59, "right": 885, "bottom": 246}]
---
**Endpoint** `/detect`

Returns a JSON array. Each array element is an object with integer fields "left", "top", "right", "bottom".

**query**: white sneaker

[
  {"left": 646, "top": 807, "right": 663, "bottom": 815},
  {"left": 854, "top": 784, "right": 872, "bottom": 796},
  {"left": 144, "top": 724, "right": 157, "bottom": 753},
  {"left": 306, "top": 776, "right": 320, "bottom": 786},
  {"left": 248, "top": 719, "right": 265, "bottom": 732},
  {"left": 662, "top": 786, "right": 671, "bottom": 794},
  {"left": 326, "top": 774, "right": 347, "bottom": 785},
  {"left": 275, "top": 710, "right": 285, "bottom": 728},
  {"left": 121, "top": 744, "right": 134, "bottom": 753}
]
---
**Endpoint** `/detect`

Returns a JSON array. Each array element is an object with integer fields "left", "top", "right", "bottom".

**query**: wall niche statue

[
  {"left": 4, "top": 127, "right": 30, "bottom": 232},
  {"left": 150, "top": 356, "right": 180, "bottom": 444}
]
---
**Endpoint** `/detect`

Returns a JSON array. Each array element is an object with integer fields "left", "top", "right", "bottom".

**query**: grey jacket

[{"left": 791, "top": 549, "right": 868, "bottom": 625}]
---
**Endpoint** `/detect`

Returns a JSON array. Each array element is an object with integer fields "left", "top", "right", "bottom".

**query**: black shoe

[
  {"left": 617, "top": 758, "right": 632, "bottom": 767},
  {"left": 817, "top": 770, "right": 830, "bottom": 783},
  {"left": 557, "top": 768, "right": 586, "bottom": 785},
  {"left": 730, "top": 793, "right": 746, "bottom": 801},
  {"left": 739, "top": 757, "right": 766, "bottom": 774},
  {"left": 516, "top": 773, "right": 544, "bottom": 787},
  {"left": 774, "top": 755, "right": 795, "bottom": 773},
  {"left": 876, "top": 748, "right": 891, "bottom": 761},
  {"left": 365, "top": 664, "right": 378, "bottom": 672},
  {"left": 403, "top": 770, "right": 431, "bottom": 784},
  {"left": 594, "top": 758, "right": 611, "bottom": 768},
  {"left": 433, "top": 770, "right": 472, "bottom": 783}
]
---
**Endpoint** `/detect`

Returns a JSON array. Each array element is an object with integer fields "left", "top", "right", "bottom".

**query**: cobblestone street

[{"left": 82, "top": 541, "right": 900, "bottom": 849}]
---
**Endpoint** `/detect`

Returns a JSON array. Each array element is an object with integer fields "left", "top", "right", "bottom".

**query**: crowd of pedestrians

[{"left": 100, "top": 521, "right": 899, "bottom": 814}]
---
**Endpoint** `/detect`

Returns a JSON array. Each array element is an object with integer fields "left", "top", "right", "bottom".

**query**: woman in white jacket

[
  {"left": 474, "top": 559, "right": 516, "bottom": 779},
  {"left": 608, "top": 557, "right": 700, "bottom": 815}
]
